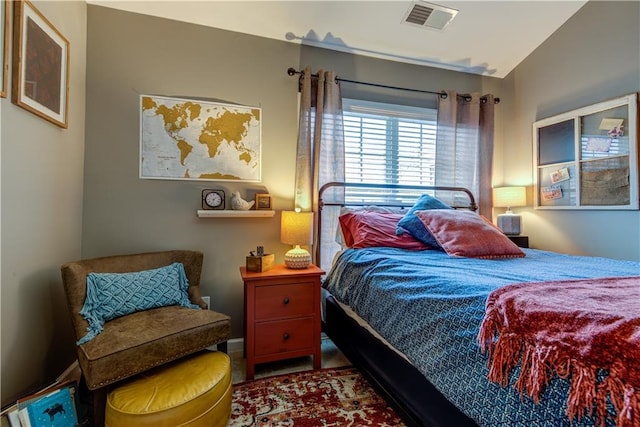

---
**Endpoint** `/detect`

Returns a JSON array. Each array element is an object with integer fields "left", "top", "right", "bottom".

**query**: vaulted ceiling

[{"left": 89, "top": 1, "right": 588, "bottom": 78}]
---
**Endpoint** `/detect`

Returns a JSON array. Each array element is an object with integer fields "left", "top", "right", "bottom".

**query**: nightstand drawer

[
  {"left": 254, "top": 317, "right": 315, "bottom": 356},
  {"left": 254, "top": 283, "right": 315, "bottom": 320}
]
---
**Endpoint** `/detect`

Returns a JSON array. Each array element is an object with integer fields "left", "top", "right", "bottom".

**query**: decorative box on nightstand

[
  {"left": 507, "top": 235, "right": 529, "bottom": 248},
  {"left": 240, "top": 264, "right": 324, "bottom": 380}
]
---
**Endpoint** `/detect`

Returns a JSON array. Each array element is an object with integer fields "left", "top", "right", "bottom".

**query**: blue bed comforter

[{"left": 322, "top": 247, "right": 640, "bottom": 426}]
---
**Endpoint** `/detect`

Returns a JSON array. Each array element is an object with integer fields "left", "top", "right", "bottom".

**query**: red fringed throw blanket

[{"left": 478, "top": 276, "right": 640, "bottom": 427}]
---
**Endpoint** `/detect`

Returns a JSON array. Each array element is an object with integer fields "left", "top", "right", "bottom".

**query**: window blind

[{"left": 342, "top": 98, "right": 437, "bottom": 204}]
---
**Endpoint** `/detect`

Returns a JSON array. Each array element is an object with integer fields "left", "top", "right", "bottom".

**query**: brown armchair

[{"left": 61, "top": 250, "right": 231, "bottom": 426}]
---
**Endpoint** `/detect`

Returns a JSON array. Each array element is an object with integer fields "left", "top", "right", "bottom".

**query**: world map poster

[{"left": 140, "top": 95, "right": 262, "bottom": 181}]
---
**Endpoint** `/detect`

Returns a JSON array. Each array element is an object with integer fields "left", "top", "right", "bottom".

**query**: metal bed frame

[
  {"left": 318, "top": 182, "right": 479, "bottom": 427},
  {"left": 317, "top": 181, "right": 477, "bottom": 266}
]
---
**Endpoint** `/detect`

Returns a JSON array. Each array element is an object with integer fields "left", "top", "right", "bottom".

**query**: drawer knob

[
  {"left": 283, "top": 297, "right": 290, "bottom": 305},
  {"left": 283, "top": 333, "right": 290, "bottom": 340}
]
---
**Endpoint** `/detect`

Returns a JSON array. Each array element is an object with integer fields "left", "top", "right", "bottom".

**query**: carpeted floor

[{"left": 228, "top": 366, "right": 405, "bottom": 426}]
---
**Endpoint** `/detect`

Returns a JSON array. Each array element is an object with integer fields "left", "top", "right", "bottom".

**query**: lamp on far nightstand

[
  {"left": 493, "top": 186, "right": 526, "bottom": 235},
  {"left": 280, "top": 209, "right": 313, "bottom": 269}
]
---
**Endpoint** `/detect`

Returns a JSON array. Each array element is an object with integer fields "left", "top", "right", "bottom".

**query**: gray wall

[
  {"left": 82, "top": 6, "right": 501, "bottom": 342},
  {"left": 2, "top": 0, "right": 638, "bottom": 409},
  {"left": 1, "top": 1, "right": 86, "bottom": 406},
  {"left": 500, "top": 1, "right": 640, "bottom": 260}
]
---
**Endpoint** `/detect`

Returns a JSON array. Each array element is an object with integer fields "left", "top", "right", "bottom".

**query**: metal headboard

[{"left": 316, "top": 181, "right": 478, "bottom": 266}]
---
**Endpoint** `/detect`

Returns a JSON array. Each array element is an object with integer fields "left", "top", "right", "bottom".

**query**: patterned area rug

[{"left": 229, "top": 367, "right": 405, "bottom": 426}]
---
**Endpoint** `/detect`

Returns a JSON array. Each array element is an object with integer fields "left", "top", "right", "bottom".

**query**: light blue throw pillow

[
  {"left": 77, "top": 262, "right": 199, "bottom": 345},
  {"left": 396, "top": 194, "right": 452, "bottom": 248}
]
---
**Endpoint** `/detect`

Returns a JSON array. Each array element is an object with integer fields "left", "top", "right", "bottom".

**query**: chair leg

[
  {"left": 218, "top": 341, "right": 228, "bottom": 354},
  {"left": 92, "top": 387, "right": 107, "bottom": 427}
]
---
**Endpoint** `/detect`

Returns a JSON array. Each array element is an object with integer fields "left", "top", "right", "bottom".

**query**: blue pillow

[
  {"left": 396, "top": 194, "right": 452, "bottom": 248},
  {"left": 77, "top": 262, "right": 199, "bottom": 344}
]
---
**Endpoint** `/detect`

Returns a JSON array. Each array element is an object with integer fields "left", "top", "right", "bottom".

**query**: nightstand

[
  {"left": 240, "top": 264, "right": 325, "bottom": 380},
  {"left": 507, "top": 235, "right": 529, "bottom": 248}
]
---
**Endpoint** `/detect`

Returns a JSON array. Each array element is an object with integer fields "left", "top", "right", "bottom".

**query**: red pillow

[
  {"left": 339, "top": 211, "right": 430, "bottom": 250},
  {"left": 414, "top": 209, "right": 525, "bottom": 259}
]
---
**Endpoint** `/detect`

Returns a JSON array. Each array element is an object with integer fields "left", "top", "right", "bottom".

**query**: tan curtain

[
  {"left": 435, "top": 91, "right": 495, "bottom": 218},
  {"left": 294, "top": 67, "right": 344, "bottom": 270}
]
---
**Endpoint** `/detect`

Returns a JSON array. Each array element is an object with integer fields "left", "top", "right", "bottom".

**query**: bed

[{"left": 318, "top": 182, "right": 640, "bottom": 427}]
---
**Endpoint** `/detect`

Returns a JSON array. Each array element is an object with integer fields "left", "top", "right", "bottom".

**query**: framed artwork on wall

[
  {"left": 12, "top": 0, "right": 69, "bottom": 128},
  {"left": 533, "top": 93, "right": 638, "bottom": 210},
  {"left": 140, "top": 94, "right": 262, "bottom": 182},
  {"left": 1, "top": 0, "right": 8, "bottom": 98}
]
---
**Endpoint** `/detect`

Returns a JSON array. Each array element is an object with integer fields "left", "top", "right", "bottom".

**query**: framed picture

[
  {"left": 533, "top": 93, "right": 638, "bottom": 209},
  {"left": 12, "top": 0, "right": 69, "bottom": 128},
  {"left": 1, "top": 0, "right": 8, "bottom": 98},
  {"left": 140, "top": 95, "right": 262, "bottom": 181},
  {"left": 255, "top": 193, "right": 272, "bottom": 210}
]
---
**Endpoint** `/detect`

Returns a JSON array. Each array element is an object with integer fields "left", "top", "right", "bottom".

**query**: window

[{"left": 342, "top": 98, "right": 437, "bottom": 204}]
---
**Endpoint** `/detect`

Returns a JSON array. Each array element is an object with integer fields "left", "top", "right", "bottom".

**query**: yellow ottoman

[{"left": 105, "top": 351, "right": 231, "bottom": 427}]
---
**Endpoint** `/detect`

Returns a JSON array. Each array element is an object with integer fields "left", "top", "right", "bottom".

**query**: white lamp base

[
  {"left": 284, "top": 245, "right": 312, "bottom": 269},
  {"left": 497, "top": 214, "right": 522, "bottom": 235}
]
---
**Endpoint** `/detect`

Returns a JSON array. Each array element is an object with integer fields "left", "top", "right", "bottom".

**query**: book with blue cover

[{"left": 17, "top": 382, "right": 78, "bottom": 427}]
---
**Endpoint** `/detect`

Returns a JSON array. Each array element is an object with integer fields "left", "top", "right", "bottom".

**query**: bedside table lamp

[
  {"left": 493, "top": 186, "right": 526, "bottom": 235},
  {"left": 280, "top": 209, "right": 314, "bottom": 269}
]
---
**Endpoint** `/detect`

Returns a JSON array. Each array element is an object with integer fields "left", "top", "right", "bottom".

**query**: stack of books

[{"left": 1, "top": 381, "right": 79, "bottom": 427}]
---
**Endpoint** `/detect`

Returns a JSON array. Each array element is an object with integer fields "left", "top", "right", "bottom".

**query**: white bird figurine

[{"left": 231, "top": 192, "right": 255, "bottom": 210}]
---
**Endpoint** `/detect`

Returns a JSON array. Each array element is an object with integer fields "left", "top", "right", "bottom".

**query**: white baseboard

[
  {"left": 227, "top": 338, "right": 244, "bottom": 353},
  {"left": 207, "top": 337, "right": 243, "bottom": 353},
  {"left": 56, "top": 360, "right": 81, "bottom": 383}
]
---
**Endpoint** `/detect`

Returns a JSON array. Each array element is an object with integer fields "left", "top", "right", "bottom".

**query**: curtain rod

[{"left": 287, "top": 67, "right": 500, "bottom": 104}]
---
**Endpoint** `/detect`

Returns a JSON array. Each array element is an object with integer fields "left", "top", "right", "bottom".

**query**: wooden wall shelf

[{"left": 197, "top": 210, "right": 275, "bottom": 218}]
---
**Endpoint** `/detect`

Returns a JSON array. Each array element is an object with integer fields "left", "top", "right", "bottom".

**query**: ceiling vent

[{"left": 402, "top": 1, "right": 459, "bottom": 31}]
